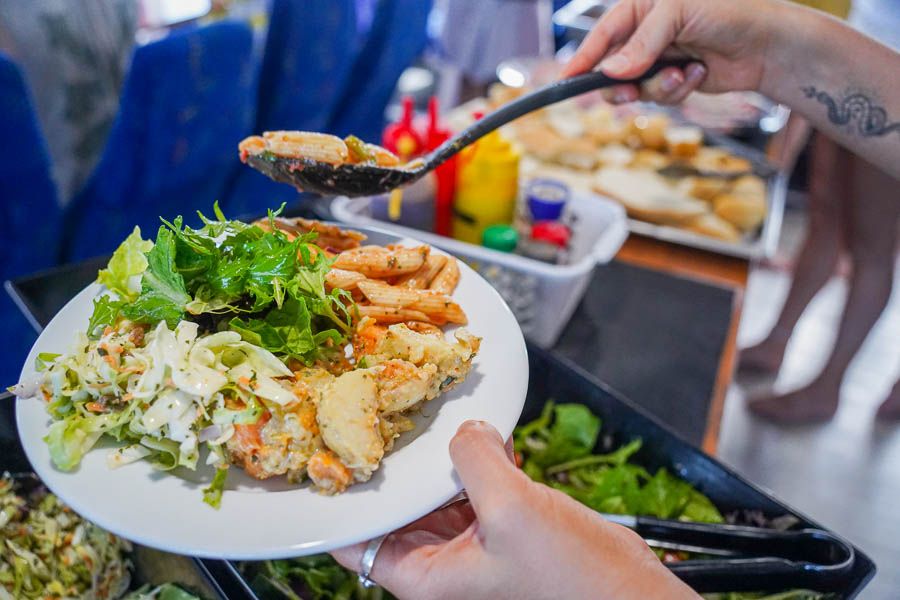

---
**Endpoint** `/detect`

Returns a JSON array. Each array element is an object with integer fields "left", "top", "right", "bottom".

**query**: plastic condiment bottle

[
  {"left": 425, "top": 97, "right": 456, "bottom": 237},
  {"left": 382, "top": 96, "right": 423, "bottom": 157},
  {"left": 482, "top": 224, "right": 519, "bottom": 253},
  {"left": 452, "top": 116, "right": 519, "bottom": 244}
]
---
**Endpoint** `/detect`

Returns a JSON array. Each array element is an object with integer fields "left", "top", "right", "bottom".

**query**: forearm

[{"left": 762, "top": 3, "right": 900, "bottom": 179}]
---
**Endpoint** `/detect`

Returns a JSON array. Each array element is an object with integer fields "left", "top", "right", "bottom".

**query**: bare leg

[
  {"left": 752, "top": 150, "right": 899, "bottom": 424},
  {"left": 877, "top": 379, "right": 900, "bottom": 421},
  {"left": 740, "top": 133, "right": 843, "bottom": 375}
]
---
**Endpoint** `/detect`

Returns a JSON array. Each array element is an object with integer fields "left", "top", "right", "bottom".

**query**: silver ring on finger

[{"left": 358, "top": 534, "right": 388, "bottom": 588}]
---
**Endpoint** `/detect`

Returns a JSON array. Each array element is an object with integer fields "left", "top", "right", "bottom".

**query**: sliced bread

[{"left": 593, "top": 167, "right": 708, "bottom": 224}]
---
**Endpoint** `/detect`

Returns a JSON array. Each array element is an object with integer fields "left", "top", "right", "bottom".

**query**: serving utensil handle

[{"left": 425, "top": 58, "right": 694, "bottom": 169}]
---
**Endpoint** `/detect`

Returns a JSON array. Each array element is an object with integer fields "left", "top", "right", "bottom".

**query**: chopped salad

[{"left": 0, "top": 474, "right": 131, "bottom": 600}]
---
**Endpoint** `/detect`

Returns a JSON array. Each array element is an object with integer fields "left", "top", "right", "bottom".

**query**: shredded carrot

[
  {"left": 85, "top": 402, "right": 105, "bottom": 413},
  {"left": 237, "top": 376, "right": 252, "bottom": 387}
]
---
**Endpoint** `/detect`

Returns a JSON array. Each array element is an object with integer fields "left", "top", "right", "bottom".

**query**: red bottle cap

[
  {"left": 531, "top": 221, "right": 571, "bottom": 247},
  {"left": 382, "top": 96, "right": 423, "bottom": 157}
]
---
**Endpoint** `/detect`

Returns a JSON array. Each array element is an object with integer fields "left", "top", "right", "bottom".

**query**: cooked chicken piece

[
  {"left": 352, "top": 317, "right": 387, "bottom": 360},
  {"left": 229, "top": 327, "right": 480, "bottom": 493},
  {"left": 379, "top": 413, "right": 415, "bottom": 453},
  {"left": 227, "top": 406, "right": 324, "bottom": 481},
  {"left": 367, "top": 324, "right": 481, "bottom": 392},
  {"left": 316, "top": 369, "right": 384, "bottom": 483},
  {"left": 307, "top": 449, "right": 353, "bottom": 494},
  {"left": 227, "top": 368, "right": 334, "bottom": 481},
  {"left": 373, "top": 359, "right": 440, "bottom": 414}
]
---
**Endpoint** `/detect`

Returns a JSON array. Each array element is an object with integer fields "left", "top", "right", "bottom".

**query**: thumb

[{"left": 449, "top": 421, "right": 527, "bottom": 522}]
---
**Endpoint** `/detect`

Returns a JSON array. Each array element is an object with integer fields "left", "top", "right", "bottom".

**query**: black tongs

[{"left": 602, "top": 513, "right": 855, "bottom": 593}]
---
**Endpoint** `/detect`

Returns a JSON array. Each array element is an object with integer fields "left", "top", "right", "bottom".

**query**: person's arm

[
  {"left": 332, "top": 421, "right": 697, "bottom": 600},
  {"left": 761, "top": 4, "right": 900, "bottom": 178},
  {"left": 563, "top": 0, "right": 900, "bottom": 180}
]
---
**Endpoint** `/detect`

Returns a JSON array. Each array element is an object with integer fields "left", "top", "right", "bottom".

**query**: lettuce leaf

[
  {"left": 515, "top": 402, "right": 723, "bottom": 524},
  {"left": 122, "top": 227, "right": 191, "bottom": 327},
  {"left": 87, "top": 295, "right": 124, "bottom": 338},
  {"left": 97, "top": 226, "right": 153, "bottom": 301},
  {"left": 44, "top": 418, "right": 103, "bottom": 471},
  {"left": 203, "top": 467, "right": 228, "bottom": 508},
  {"left": 514, "top": 402, "right": 601, "bottom": 470}
]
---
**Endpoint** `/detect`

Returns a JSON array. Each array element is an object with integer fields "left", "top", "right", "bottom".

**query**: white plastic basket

[{"left": 330, "top": 191, "right": 628, "bottom": 348}]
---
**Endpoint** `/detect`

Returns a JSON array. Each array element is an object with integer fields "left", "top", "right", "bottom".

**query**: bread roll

[
  {"left": 730, "top": 174, "right": 766, "bottom": 199},
  {"left": 630, "top": 114, "right": 670, "bottom": 150},
  {"left": 556, "top": 138, "right": 597, "bottom": 170},
  {"left": 713, "top": 193, "right": 767, "bottom": 231},
  {"left": 676, "top": 176, "right": 730, "bottom": 202},
  {"left": 691, "top": 147, "right": 752, "bottom": 175},
  {"left": 682, "top": 214, "right": 742, "bottom": 242},
  {"left": 596, "top": 144, "right": 635, "bottom": 168},
  {"left": 512, "top": 125, "right": 567, "bottom": 163},
  {"left": 593, "top": 167, "right": 708, "bottom": 225},
  {"left": 588, "top": 118, "right": 629, "bottom": 145},
  {"left": 631, "top": 149, "right": 671, "bottom": 170}
]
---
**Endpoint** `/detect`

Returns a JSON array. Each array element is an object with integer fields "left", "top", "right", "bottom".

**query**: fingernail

[
  {"left": 660, "top": 71, "right": 684, "bottom": 93},
  {"left": 599, "top": 54, "right": 629, "bottom": 74},
  {"left": 685, "top": 63, "right": 707, "bottom": 83},
  {"left": 613, "top": 90, "right": 633, "bottom": 103}
]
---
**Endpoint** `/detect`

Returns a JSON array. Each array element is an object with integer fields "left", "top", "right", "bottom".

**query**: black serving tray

[
  {"left": 0, "top": 398, "right": 239, "bottom": 600},
  {"left": 215, "top": 344, "right": 874, "bottom": 599}
]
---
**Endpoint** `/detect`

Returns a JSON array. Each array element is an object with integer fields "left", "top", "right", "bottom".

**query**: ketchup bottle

[
  {"left": 382, "top": 96, "right": 423, "bottom": 159},
  {"left": 424, "top": 97, "right": 455, "bottom": 236}
]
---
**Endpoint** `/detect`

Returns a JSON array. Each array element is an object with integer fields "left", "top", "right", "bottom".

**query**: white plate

[{"left": 16, "top": 227, "right": 528, "bottom": 560}]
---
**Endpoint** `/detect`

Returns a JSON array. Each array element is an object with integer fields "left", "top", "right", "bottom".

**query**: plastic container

[
  {"left": 331, "top": 190, "right": 629, "bottom": 348},
  {"left": 369, "top": 172, "right": 437, "bottom": 231},
  {"left": 452, "top": 125, "right": 519, "bottom": 244}
]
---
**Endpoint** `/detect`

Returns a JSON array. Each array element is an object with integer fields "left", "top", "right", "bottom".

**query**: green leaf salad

[
  {"left": 13, "top": 205, "right": 356, "bottom": 508},
  {"left": 514, "top": 402, "right": 724, "bottom": 524}
]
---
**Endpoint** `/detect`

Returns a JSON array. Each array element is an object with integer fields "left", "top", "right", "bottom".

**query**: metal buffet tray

[
  {"left": 449, "top": 101, "right": 786, "bottom": 261},
  {"left": 624, "top": 129, "right": 787, "bottom": 260},
  {"left": 551, "top": 0, "right": 788, "bottom": 260}
]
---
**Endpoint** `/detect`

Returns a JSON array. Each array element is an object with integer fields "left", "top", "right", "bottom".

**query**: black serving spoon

[{"left": 245, "top": 59, "right": 693, "bottom": 197}]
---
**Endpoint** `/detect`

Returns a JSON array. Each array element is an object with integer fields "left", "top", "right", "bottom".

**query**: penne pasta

[
  {"left": 262, "top": 131, "right": 349, "bottom": 164},
  {"left": 357, "top": 281, "right": 467, "bottom": 325},
  {"left": 395, "top": 255, "right": 447, "bottom": 289},
  {"left": 333, "top": 246, "right": 429, "bottom": 278},
  {"left": 428, "top": 257, "right": 460, "bottom": 294},
  {"left": 326, "top": 268, "right": 368, "bottom": 291},
  {"left": 357, "top": 305, "right": 430, "bottom": 324}
]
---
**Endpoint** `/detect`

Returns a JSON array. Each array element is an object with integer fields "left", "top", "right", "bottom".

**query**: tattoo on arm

[{"left": 802, "top": 86, "right": 900, "bottom": 138}]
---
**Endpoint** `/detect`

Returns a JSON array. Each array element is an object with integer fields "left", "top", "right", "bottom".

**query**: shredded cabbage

[
  {"left": 27, "top": 318, "right": 299, "bottom": 506},
  {"left": 0, "top": 474, "right": 132, "bottom": 599}
]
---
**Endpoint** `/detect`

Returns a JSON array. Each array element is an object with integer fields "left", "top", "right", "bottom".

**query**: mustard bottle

[{"left": 452, "top": 128, "right": 519, "bottom": 245}]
